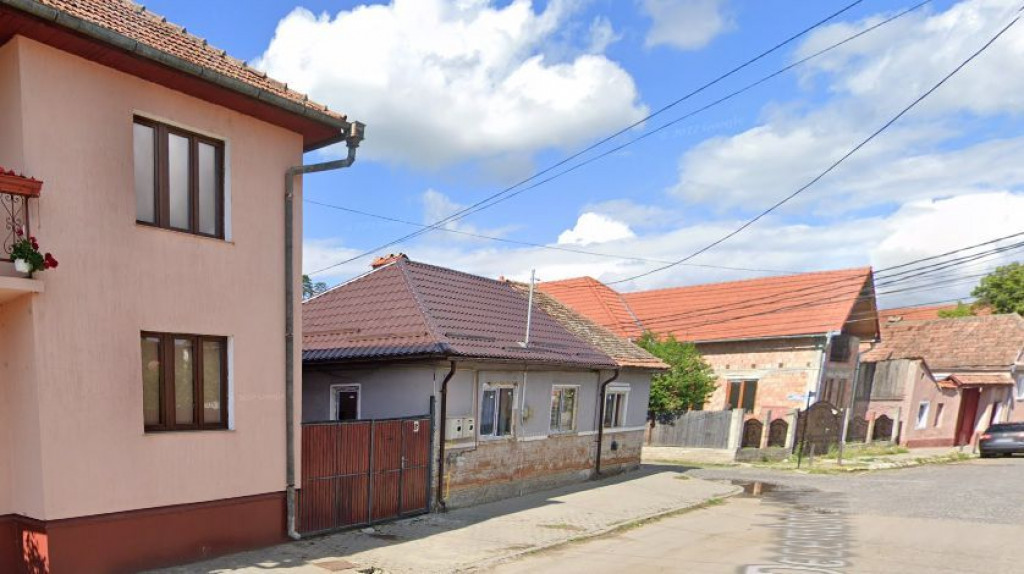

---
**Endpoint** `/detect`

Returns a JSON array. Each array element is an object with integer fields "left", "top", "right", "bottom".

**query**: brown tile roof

[
  {"left": 542, "top": 268, "right": 877, "bottom": 343},
  {"left": 510, "top": 283, "right": 667, "bottom": 370},
  {"left": 943, "top": 373, "right": 1015, "bottom": 387},
  {"left": 538, "top": 277, "right": 644, "bottom": 339},
  {"left": 1, "top": 0, "right": 350, "bottom": 148},
  {"left": 861, "top": 314, "right": 1024, "bottom": 370},
  {"left": 303, "top": 258, "right": 617, "bottom": 368},
  {"left": 880, "top": 304, "right": 992, "bottom": 324}
]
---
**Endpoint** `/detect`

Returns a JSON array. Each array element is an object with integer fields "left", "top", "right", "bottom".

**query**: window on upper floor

[
  {"left": 141, "top": 332, "right": 228, "bottom": 432},
  {"left": 134, "top": 117, "right": 224, "bottom": 238}
]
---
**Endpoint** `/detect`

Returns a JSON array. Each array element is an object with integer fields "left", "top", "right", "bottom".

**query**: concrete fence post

[
  {"left": 726, "top": 408, "right": 744, "bottom": 452},
  {"left": 891, "top": 407, "right": 902, "bottom": 444},
  {"left": 785, "top": 409, "right": 798, "bottom": 450},
  {"left": 759, "top": 410, "right": 772, "bottom": 449},
  {"left": 865, "top": 413, "right": 876, "bottom": 444}
]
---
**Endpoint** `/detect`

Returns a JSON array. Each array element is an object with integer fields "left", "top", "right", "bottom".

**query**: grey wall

[{"left": 302, "top": 362, "right": 654, "bottom": 437}]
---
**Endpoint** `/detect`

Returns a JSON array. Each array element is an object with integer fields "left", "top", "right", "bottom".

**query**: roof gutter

[
  {"left": 284, "top": 124, "right": 364, "bottom": 541},
  {"left": 0, "top": 0, "right": 349, "bottom": 151},
  {"left": 595, "top": 369, "right": 620, "bottom": 476}
]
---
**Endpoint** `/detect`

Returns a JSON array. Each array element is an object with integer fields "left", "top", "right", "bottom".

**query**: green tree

[
  {"left": 302, "top": 274, "right": 328, "bottom": 300},
  {"left": 636, "top": 332, "right": 718, "bottom": 423},
  {"left": 972, "top": 262, "right": 1024, "bottom": 314},
  {"left": 937, "top": 301, "right": 975, "bottom": 318}
]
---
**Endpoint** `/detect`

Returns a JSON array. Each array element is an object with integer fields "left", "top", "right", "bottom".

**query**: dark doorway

[
  {"left": 955, "top": 388, "right": 981, "bottom": 446},
  {"left": 333, "top": 385, "right": 360, "bottom": 421}
]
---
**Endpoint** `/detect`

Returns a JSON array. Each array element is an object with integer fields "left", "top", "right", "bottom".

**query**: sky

[{"left": 142, "top": 0, "right": 1024, "bottom": 307}]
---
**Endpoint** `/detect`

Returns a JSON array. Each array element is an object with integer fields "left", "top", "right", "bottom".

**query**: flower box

[{"left": 0, "top": 170, "right": 42, "bottom": 197}]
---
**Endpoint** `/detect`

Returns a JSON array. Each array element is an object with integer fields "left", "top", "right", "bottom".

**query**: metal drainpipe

[
  {"left": 435, "top": 361, "right": 458, "bottom": 511},
  {"left": 595, "top": 369, "right": 620, "bottom": 477},
  {"left": 285, "top": 123, "right": 365, "bottom": 541}
]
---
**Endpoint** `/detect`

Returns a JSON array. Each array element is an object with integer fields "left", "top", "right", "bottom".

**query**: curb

[{"left": 455, "top": 481, "right": 745, "bottom": 573}]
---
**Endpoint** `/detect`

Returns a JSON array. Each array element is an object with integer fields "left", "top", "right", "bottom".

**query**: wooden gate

[{"left": 298, "top": 415, "right": 432, "bottom": 535}]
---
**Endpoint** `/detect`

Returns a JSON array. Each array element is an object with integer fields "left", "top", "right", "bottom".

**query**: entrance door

[{"left": 955, "top": 388, "right": 980, "bottom": 446}]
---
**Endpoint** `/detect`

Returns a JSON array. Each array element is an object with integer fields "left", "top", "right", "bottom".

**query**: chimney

[{"left": 371, "top": 253, "right": 408, "bottom": 269}]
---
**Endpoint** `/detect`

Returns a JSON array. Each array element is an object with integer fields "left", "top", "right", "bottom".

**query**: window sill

[
  {"left": 136, "top": 222, "right": 234, "bottom": 245},
  {"left": 144, "top": 427, "right": 232, "bottom": 435}
]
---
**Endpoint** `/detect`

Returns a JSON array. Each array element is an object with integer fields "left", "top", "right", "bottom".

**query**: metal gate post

[
  {"left": 398, "top": 419, "right": 406, "bottom": 514},
  {"left": 427, "top": 397, "right": 436, "bottom": 513},
  {"left": 367, "top": 419, "right": 375, "bottom": 525}
]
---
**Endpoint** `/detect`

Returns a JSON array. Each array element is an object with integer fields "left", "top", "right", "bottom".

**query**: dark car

[{"left": 979, "top": 423, "right": 1024, "bottom": 458}]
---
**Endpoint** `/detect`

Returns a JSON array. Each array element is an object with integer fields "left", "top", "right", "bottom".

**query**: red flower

[
  {"left": 44, "top": 253, "right": 58, "bottom": 269},
  {"left": 30, "top": 238, "right": 39, "bottom": 250},
  {"left": 14, "top": 226, "right": 23, "bottom": 237}
]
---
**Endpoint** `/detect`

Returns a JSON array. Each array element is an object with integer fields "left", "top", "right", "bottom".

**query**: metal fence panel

[
  {"left": 648, "top": 410, "right": 733, "bottom": 448},
  {"left": 298, "top": 415, "right": 431, "bottom": 535}
]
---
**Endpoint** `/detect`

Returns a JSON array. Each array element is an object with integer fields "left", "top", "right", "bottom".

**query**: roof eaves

[{"left": 3, "top": 0, "right": 350, "bottom": 150}]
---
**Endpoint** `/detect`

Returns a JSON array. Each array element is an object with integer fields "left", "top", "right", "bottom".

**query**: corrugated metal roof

[{"left": 303, "top": 258, "right": 617, "bottom": 368}]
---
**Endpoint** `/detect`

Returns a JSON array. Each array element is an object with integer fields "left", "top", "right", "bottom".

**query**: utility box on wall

[{"left": 445, "top": 416, "right": 476, "bottom": 440}]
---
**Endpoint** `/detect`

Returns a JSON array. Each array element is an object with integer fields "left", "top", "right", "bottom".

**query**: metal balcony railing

[{"left": 2, "top": 190, "right": 31, "bottom": 263}]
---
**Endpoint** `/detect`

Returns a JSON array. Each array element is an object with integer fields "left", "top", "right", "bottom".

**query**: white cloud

[
  {"left": 582, "top": 199, "right": 674, "bottom": 228},
  {"left": 587, "top": 16, "right": 621, "bottom": 53},
  {"left": 641, "top": 0, "right": 733, "bottom": 51},
  {"left": 255, "top": 0, "right": 647, "bottom": 168},
  {"left": 557, "top": 212, "right": 636, "bottom": 245},
  {"left": 669, "top": 0, "right": 1024, "bottom": 214}
]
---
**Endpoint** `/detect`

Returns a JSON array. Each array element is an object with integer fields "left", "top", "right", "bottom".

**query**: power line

[
  {"left": 605, "top": 10, "right": 1023, "bottom": 286},
  {"left": 303, "top": 198, "right": 800, "bottom": 275},
  {"left": 308, "top": 0, "right": 908, "bottom": 277}
]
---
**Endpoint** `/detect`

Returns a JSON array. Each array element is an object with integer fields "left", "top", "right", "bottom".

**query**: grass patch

[
  {"left": 674, "top": 475, "right": 691, "bottom": 480},
  {"left": 820, "top": 443, "right": 909, "bottom": 459}
]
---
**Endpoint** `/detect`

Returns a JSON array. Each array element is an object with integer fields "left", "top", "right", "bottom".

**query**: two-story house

[{"left": 0, "top": 1, "right": 360, "bottom": 571}]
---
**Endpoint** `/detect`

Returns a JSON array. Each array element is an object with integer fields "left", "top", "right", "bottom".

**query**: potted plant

[{"left": 10, "top": 227, "right": 57, "bottom": 278}]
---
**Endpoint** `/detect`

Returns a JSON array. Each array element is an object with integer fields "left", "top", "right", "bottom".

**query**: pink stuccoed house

[{"left": 0, "top": 0, "right": 362, "bottom": 571}]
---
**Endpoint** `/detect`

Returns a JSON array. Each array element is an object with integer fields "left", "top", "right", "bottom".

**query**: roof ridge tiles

[{"left": 394, "top": 258, "right": 454, "bottom": 355}]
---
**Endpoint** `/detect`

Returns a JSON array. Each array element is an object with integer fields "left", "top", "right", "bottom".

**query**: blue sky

[{"left": 143, "top": 0, "right": 1024, "bottom": 306}]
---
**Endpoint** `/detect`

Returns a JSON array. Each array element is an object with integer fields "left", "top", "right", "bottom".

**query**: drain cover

[{"left": 313, "top": 559, "right": 359, "bottom": 571}]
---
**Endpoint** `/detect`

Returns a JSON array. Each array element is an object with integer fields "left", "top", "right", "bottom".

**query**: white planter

[{"left": 14, "top": 258, "right": 31, "bottom": 273}]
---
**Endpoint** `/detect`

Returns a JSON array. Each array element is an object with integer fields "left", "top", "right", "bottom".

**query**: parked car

[{"left": 979, "top": 423, "right": 1024, "bottom": 458}]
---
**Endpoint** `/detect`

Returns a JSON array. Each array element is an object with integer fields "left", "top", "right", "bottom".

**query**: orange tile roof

[
  {"left": 861, "top": 314, "right": 1024, "bottom": 370},
  {"left": 943, "top": 373, "right": 1015, "bottom": 387},
  {"left": 538, "top": 277, "right": 644, "bottom": 339},
  {"left": 624, "top": 268, "right": 876, "bottom": 342}
]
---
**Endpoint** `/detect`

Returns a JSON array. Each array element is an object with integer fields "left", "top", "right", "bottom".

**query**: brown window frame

[
  {"left": 134, "top": 116, "right": 225, "bottom": 239},
  {"left": 727, "top": 379, "right": 758, "bottom": 412},
  {"left": 142, "top": 331, "right": 229, "bottom": 432}
]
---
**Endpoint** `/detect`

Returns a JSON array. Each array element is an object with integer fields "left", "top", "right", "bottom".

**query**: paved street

[{"left": 493, "top": 458, "right": 1024, "bottom": 573}]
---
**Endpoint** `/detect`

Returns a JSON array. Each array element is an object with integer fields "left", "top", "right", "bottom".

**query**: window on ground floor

[
  {"left": 915, "top": 401, "right": 930, "bottom": 430},
  {"left": 727, "top": 379, "right": 757, "bottom": 412},
  {"left": 141, "top": 332, "right": 228, "bottom": 432},
  {"left": 480, "top": 385, "right": 514, "bottom": 437},
  {"left": 603, "top": 386, "right": 629, "bottom": 428},
  {"left": 934, "top": 403, "right": 945, "bottom": 427},
  {"left": 549, "top": 385, "right": 578, "bottom": 433}
]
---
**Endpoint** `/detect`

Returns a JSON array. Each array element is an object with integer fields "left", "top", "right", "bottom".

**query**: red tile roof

[
  {"left": 862, "top": 314, "right": 1024, "bottom": 370},
  {"left": 510, "top": 284, "right": 666, "bottom": 370},
  {"left": 1, "top": 0, "right": 350, "bottom": 148},
  {"left": 303, "top": 259, "right": 617, "bottom": 368},
  {"left": 538, "top": 277, "right": 644, "bottom": 339},
  {"left": 943, "top": 373, "right": 1015, "bottom": 387},
  {"left": 542, "top": 268, "right": 877, "bottom": 343}
]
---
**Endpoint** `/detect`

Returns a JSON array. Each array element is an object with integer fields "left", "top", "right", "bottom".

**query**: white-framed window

[
  {"left": 1016, "top": 373, "right": 1024, "bottom": 400},
  {"left": 330, "top": 384, "right": 360, "bottom": 421},
  {"left": 603, "top": 384, "right": 630, "bottom": 428},
  {"left": 549, "top": 385, "right": 579, "bottom": 433},
  {"left": 480, "top": 384, "right": 515, "bottom": 437},
  {"left": 915, "top": 401, "right": 930, "bottom": 430}
]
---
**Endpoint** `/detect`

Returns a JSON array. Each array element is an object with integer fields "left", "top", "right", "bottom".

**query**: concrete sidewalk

[{"left": 152, "top": 467, "right": 738, "bottom": 574}]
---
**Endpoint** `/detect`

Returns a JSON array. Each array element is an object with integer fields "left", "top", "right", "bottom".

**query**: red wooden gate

[{"left": 298, "top": 416, "right": 432, "bottom": 534}]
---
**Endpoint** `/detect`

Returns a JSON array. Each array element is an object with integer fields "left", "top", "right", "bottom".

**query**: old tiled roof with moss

[
  {"left": 510, "top": 283, "right": 666, "bottom": 370},
  {"left": 862, "top": 314, "right": 1024, "bottom": 370}
]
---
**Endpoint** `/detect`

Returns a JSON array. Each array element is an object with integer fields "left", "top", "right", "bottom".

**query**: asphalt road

[{"left": 491, "top": 458, "right": 1024, "bottom": 573}]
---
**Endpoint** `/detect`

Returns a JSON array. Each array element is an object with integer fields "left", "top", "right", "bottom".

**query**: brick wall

[
  {"left": 698, "top": 337, "right": 824, "bottom": 415},
  {"left": 441, "top": 430, "right": 642, "bottom": 508}
]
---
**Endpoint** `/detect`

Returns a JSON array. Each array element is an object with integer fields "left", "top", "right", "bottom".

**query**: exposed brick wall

[
  {"left": 698, "top": 337, "right": 823, "bottom": 415},
  {"left": 441, "top": 430, "right": 642, "bottom": 508}
]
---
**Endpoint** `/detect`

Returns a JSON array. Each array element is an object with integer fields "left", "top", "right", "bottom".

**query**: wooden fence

[{"left": 647, "top": 410, "right": 733, "bottom": 449}]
